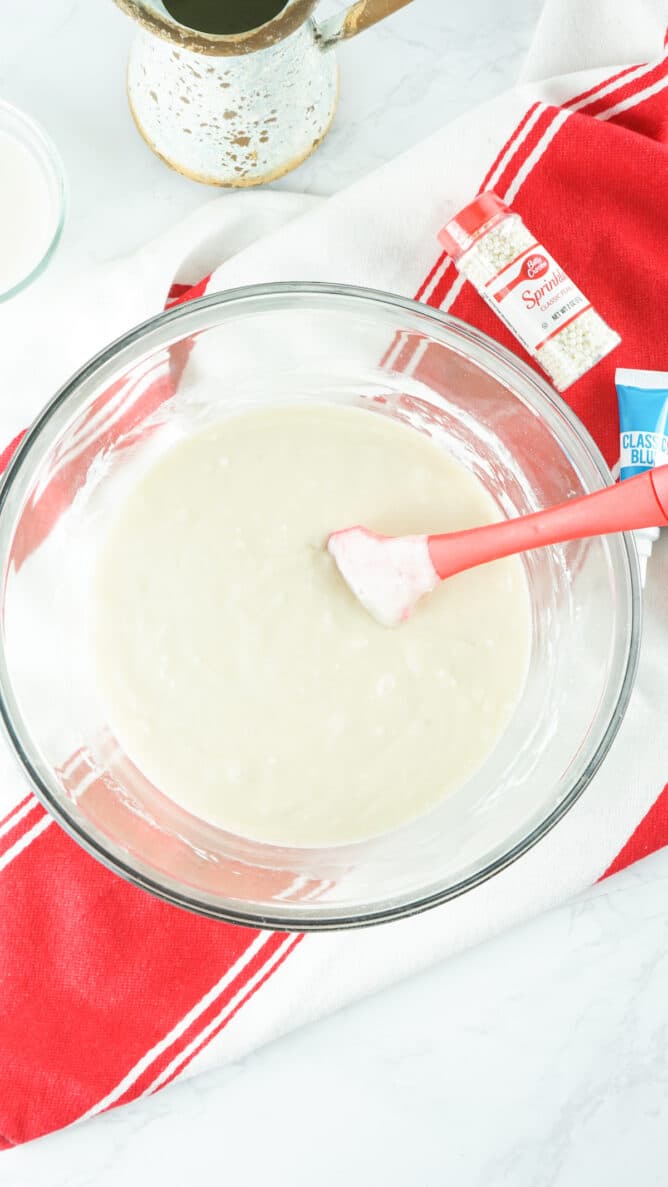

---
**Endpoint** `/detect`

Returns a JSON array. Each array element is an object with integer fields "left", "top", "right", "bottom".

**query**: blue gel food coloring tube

[{"left": 616, "top": 367, "right": 668, "bottom": 584}]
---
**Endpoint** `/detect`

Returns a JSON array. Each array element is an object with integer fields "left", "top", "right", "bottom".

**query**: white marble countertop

[{"left": 3, "top": 1, "right": 668, "bottom": 1183}]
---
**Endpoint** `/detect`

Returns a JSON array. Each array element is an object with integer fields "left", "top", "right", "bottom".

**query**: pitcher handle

[{"left": 315, "top": 0, "right": 414, "bottom": 47}]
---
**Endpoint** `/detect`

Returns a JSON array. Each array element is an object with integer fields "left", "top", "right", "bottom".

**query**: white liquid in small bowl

[{"left": 0, "top": 105, "right": 65, "bottom": 299}]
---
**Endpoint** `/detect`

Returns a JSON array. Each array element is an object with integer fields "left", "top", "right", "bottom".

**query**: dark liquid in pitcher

[{"left": 161, "top": 0, "right": 290, "bottom": 35}]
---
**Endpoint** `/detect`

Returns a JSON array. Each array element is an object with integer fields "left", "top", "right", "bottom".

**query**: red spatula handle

[{"left": 428, "top": 466, "right": 668, "bottom": 581}]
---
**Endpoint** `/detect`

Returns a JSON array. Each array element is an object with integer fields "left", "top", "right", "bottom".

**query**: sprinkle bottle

[{"left": 438, "top": 193, "right": 620, "bottom": 391}]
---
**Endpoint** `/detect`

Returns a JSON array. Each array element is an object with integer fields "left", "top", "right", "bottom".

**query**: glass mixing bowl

[{"left": 0, "top": 284, "right": 640, "bottom": 928}]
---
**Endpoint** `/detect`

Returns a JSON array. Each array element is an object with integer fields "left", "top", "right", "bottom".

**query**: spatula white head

[
  {"left": 327, "top": 527, "right": 439, "bottom": 627},
  {"left": 328, "top": 468, "right": 668, "bottom": 627}
]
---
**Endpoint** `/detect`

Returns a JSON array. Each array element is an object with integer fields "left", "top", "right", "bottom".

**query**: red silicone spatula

[{"left": 328, "top": 465, "right": 668, "bottom": 627}]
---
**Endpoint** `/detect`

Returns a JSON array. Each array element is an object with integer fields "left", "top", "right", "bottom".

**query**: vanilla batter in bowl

[{"left": 93, "top": 404, "right": 531, "bottom": 847}]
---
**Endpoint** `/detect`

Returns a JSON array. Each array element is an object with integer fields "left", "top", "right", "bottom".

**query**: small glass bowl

[
  {"left": 0, "top": 100, "right": 66, "bottom": 302},
  {"left": 0, "top": 284, "right": 640, "bottom": 929}
]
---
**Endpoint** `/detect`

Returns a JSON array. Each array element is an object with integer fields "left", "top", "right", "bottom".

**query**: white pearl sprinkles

[{"left": 439, "top": 195, "right": 620, "bottom": 392}]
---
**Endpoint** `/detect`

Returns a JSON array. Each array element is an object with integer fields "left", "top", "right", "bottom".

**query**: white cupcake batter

[{"left": 93, "top": 405, "right": 531, "bottom": 846}]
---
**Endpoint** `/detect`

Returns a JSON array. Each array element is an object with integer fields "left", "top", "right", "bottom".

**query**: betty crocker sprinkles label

[
  {"left": 438, "top": 194, "right": 620, "bottom": 392},
  {"left": 487, "top": 246, "right": 589, "bottom": 355}
]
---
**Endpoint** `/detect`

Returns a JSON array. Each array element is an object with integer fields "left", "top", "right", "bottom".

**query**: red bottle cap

[{"left": 438, "top": 192, "right": 510, "bottom": 260}]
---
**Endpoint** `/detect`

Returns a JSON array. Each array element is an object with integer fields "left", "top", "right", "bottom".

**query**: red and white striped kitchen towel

[{"left": 0, "top": 0, "right": 667, "bottom": 1148}]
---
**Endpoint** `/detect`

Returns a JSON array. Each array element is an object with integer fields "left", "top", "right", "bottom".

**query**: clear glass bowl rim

[
  {"left": 0, "top": 282, "right": 642, "bottom": 930},
  {"left": 0, "top": 99, "right": 67, "bottom": 303}
]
